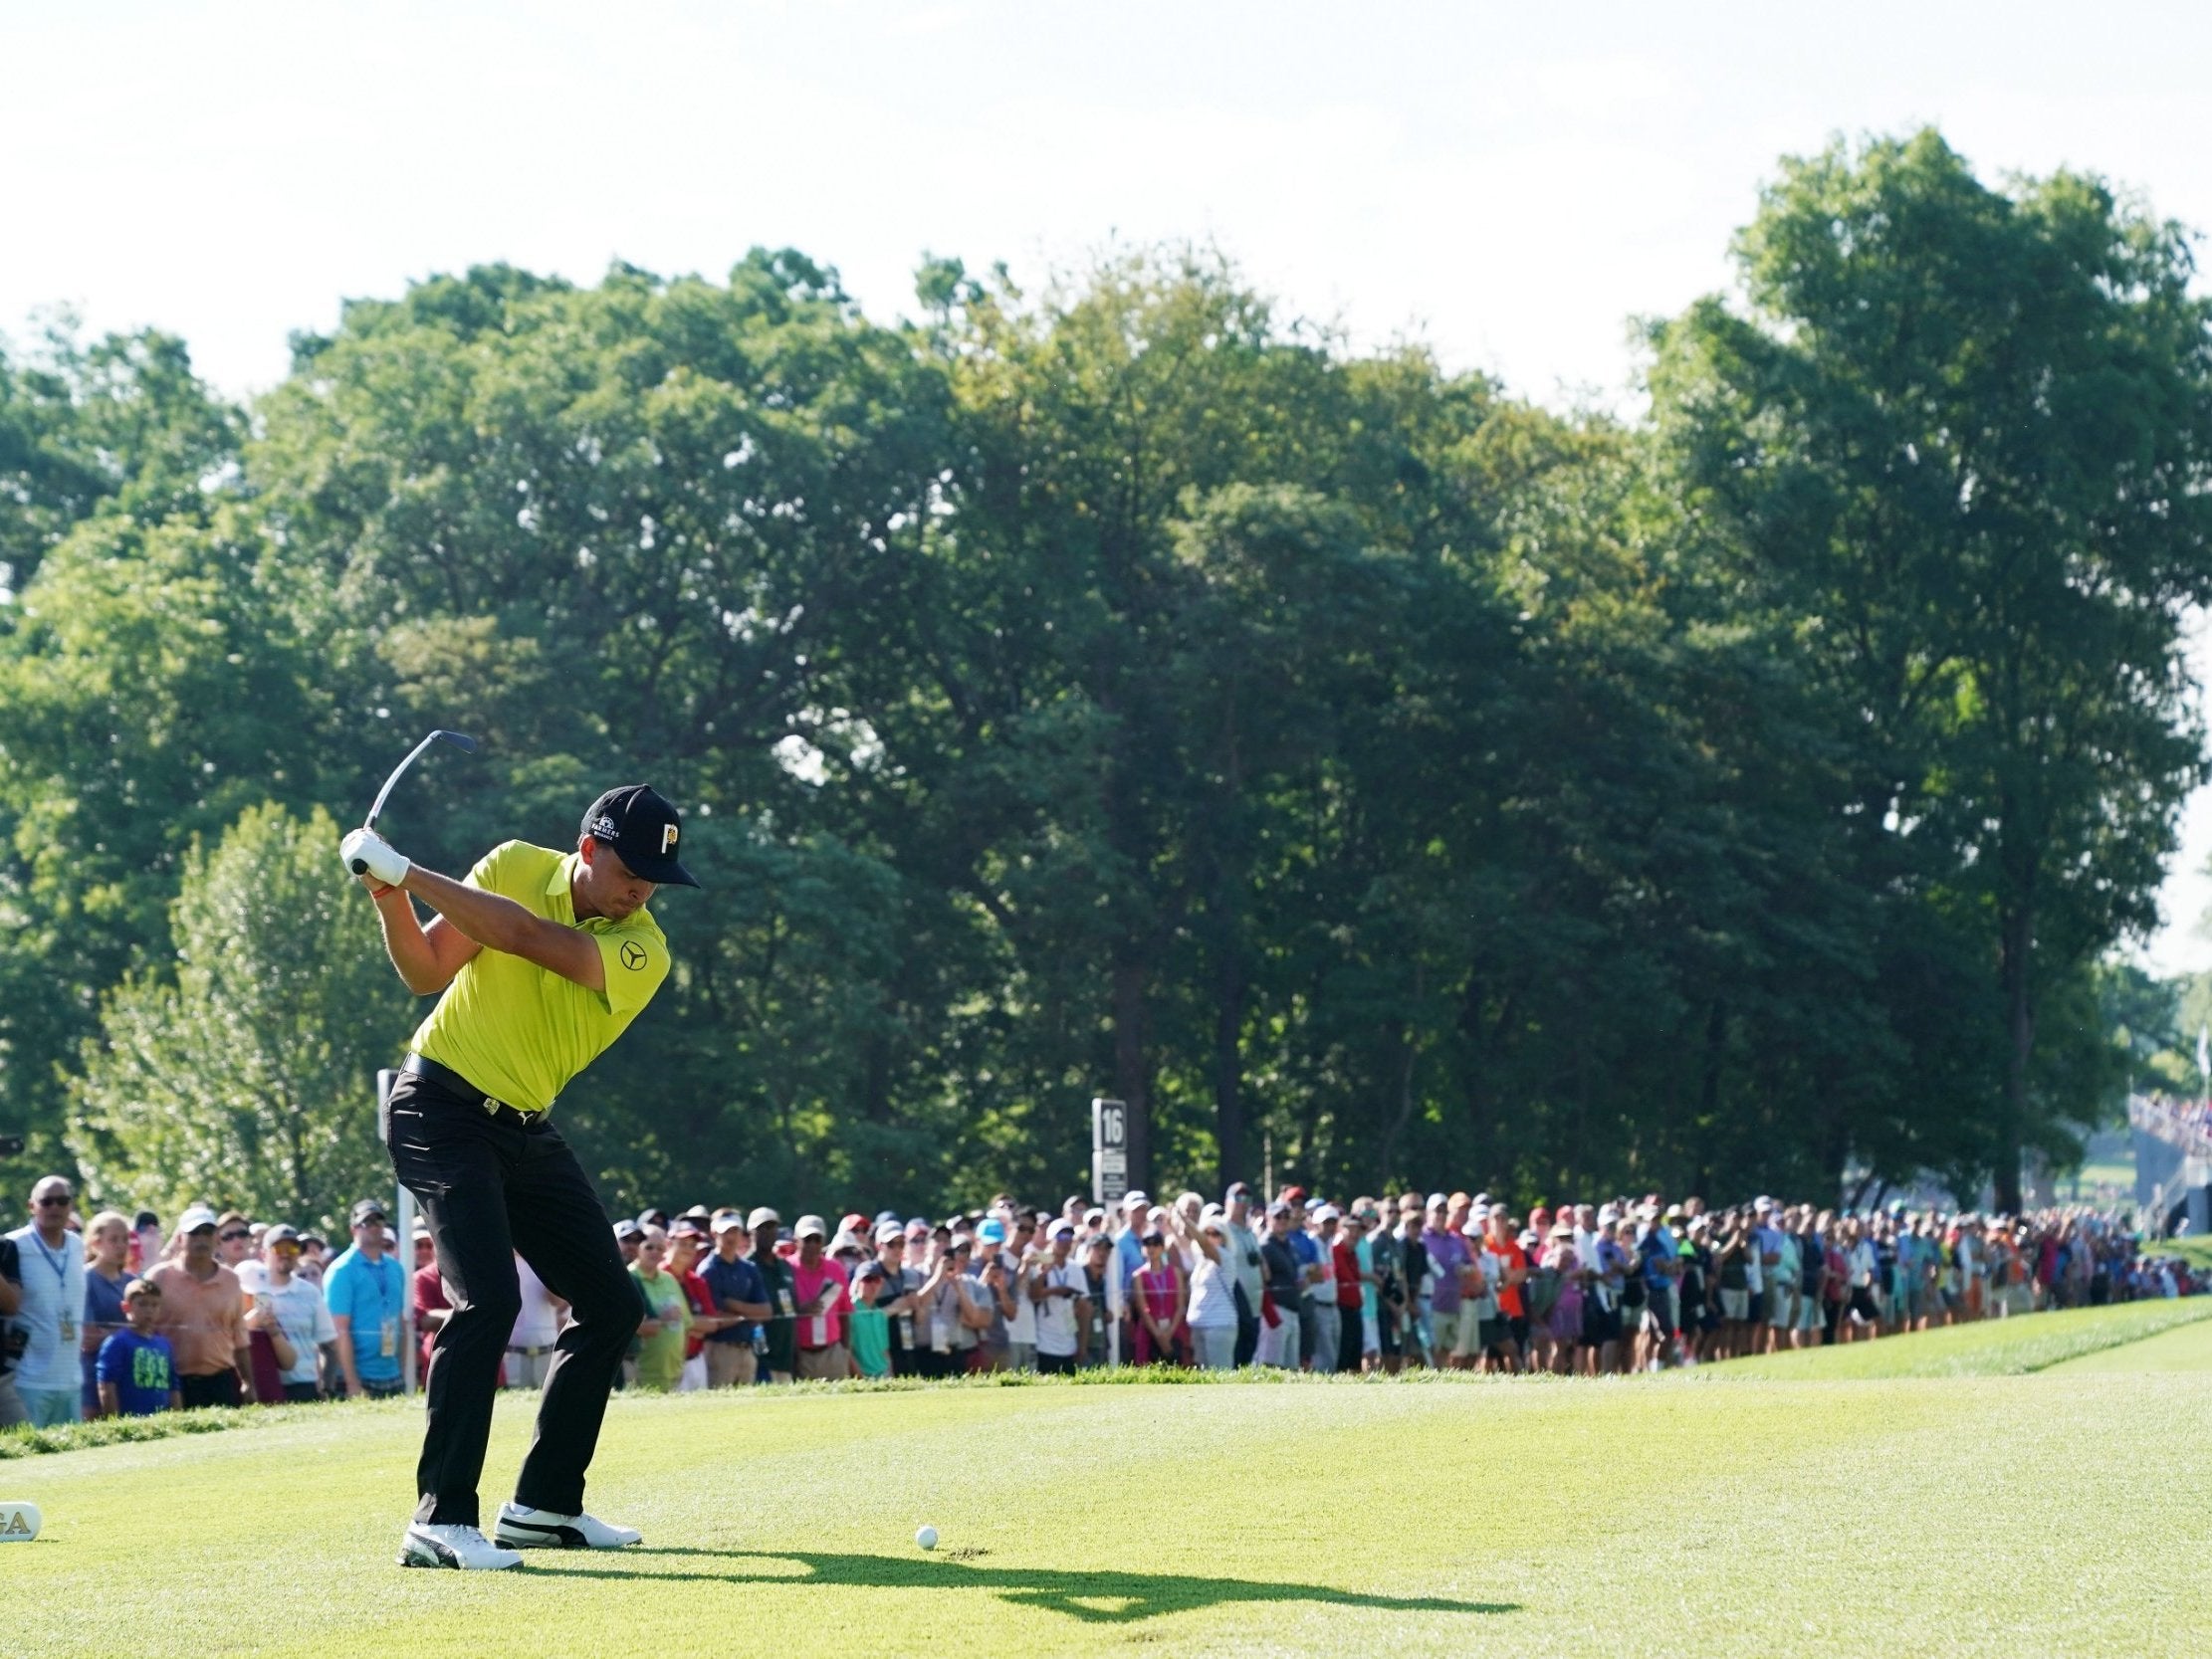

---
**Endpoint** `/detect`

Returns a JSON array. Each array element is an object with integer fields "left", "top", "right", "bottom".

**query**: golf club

[{"left": 347, "top": 728, "right": 480, "bottom": 874}]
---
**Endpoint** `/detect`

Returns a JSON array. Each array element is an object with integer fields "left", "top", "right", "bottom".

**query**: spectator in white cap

[
  {"left": 1303, "top": 1203, "right": 1344, "bottom": 1373},
  {"left": 788, "top": 1215, "right": 851, "bottom": 1381},
  {"left": 1027, "top": 1219, "right": 1090, "bottom": 1374},
  {"left": 1167, "top": 1202, "right": 1238, "bottom": 1370}
]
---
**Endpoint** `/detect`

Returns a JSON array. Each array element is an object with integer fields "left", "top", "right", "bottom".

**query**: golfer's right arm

[{"left": 367, "top": 884, "right": 482, "bottom": 996}]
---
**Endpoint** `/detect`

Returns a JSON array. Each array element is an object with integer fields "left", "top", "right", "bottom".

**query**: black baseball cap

[
  {"left": 349, "top": 1198, "right": 388, "bottom": 1226},
  {"left": 580, "top": 785, "right": 700, "bottom": 888}
]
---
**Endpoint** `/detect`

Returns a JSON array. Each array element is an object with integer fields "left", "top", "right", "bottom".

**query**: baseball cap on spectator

[
  {"left": 1311, "top": 1203, "right": 1341, "bottom": 1222},
  {"left": 1084, "top": 1207, "right": 1107, "bottom": 1227},
  {"left": 748, "top": 1206, "right": 780, "bottom": 1230},
  {"left": 1200, "top": 1214, "right": 1227, "bottom": 1238},
  {"left": 1267, "top": 1200, "right": 1292, "bottom": 1219},
  {"left": 681, "top": 1204, "right": 712, "bottom": 1222},
  {"left": 976, "top": 1218, "right": 1008, "bottom": 1245},
  {"left": 711, "top": 1211, "right": 747, "bottom": 1235},
  {"left": 1048, "top": 1220, "right": 1076, "bottom": 1239},
  {"left": 671, "top": 1218, "right": 708, "bottom": 1240},
  {"left": 1753, "top": 1196, "right": 1774, "bottom": 1214},
  {"left": 412, "top": 1221, "right": 433, "bottom": 1242},
  {"left": 874, "top": 1210, "right": 900, "bottom": 1226},
  {"left": 614, "top": 1219, "right": 644, "bottom": 1242},
  {"left": 264, "top": 1223, "right": 301, "bottom": 1247},
  {"left": 1597, "top": 1204, "right": 1621, "bottom": 1225},
  {"left": 840, "top": 1212, "right": 867, "bottom": 1236},
  {"left": 637, "top": 1208, "right": 668, "bottom": 1229},
  {"left": 855, "top": 1262, "right": 886, "bottom": 1283},
  {"left": 792, "top": 1214, "right": 828, "bottom": 1241},
  {"left": 905, "top": 1219, "right": 931, "bottom": 1240},
  {"left": 178, "top": 1203, "right": 220, "bottom": 1235},
  {"left": 874, "top": 1221, "right": 906, "bottom": 1245},
  {"left": 1426, "top": 1192, "right": 1448, "bottom": 1211},
  {"left": 1225, "top": 1181, "right": 1252, "bottom": 1201},
  {"left": 349, "top": 1198, "right": 387, "bottom": 1227},
  {"left": 1279, "top": 1185, "right": 1307, "bottom": 1206}
]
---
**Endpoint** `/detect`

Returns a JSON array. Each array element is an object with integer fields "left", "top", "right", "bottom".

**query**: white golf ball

[{"left": 916, "top": 1525, "right": 938, "bottom": 1551}]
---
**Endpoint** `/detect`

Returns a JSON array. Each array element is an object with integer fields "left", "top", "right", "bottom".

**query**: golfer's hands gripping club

[{"left": 340, "top": 827, "right": 411, "bottom": 890}]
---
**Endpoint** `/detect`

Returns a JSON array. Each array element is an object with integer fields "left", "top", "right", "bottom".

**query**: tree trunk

[
  {"left": 1995, "top": 903, "right": 2032, "bottom": 1215},
  {"left": 1212, "top": 946, "right": 1246, "bottom": 1191},
  {"left": 1112, "top": 950, "right": 1153, "bottom": 1191}
]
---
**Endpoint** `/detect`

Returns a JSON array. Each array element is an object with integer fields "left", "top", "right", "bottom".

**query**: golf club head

[{"left": 353, "top": 727, "right": 484, "bottom": 868}]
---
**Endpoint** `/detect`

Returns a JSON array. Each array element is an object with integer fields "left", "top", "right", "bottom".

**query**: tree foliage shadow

[{"left": 520, "top": 1547, "right": 1518, "bottom": 1624}]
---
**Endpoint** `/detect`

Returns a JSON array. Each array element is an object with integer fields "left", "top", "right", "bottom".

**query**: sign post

[{"left": 1093, "top": 1098, "right": 1128, "bottom": 1366}]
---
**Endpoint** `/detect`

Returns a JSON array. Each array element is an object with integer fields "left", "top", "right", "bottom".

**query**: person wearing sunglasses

[
  {"left": 5, "top": 1176, "right": 88, "bottom": 1425},
  {"left": 142, "top": 1203, "right": 259, "bottom": 1409}
]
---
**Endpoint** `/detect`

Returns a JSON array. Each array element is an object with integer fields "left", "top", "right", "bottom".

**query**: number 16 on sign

[{"left": 1092, "top": 1097, "right": 1128, "bottom": 1205}]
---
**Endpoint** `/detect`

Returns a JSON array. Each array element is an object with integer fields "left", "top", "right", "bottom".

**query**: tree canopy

[{"left": 4, "top": 129, "right": 2208, "bottom": 1224}]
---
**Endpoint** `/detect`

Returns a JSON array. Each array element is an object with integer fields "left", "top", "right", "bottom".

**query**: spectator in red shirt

[
  {"left": 1333, "top": 1213, "right": 1367, "bottom": 1373},
  {"left": 412, "top": 1224, "right": 452, "bottom": 1383}
]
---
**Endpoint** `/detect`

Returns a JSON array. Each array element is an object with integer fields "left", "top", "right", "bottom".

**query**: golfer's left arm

[{"left": 400, "top": 866, "right": 605, "bottom": 990}]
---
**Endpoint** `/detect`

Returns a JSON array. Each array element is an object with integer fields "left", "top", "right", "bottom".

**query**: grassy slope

[
  {"left": 2044, "top": 1315, "right": 2212, "bottom": 1372},
  {"left": 6, "top": 1357, "right": 2212, "bottom": 1659},
  {"left": 1701, "top": 1296, "right": 2212, "bottom": 1379}
]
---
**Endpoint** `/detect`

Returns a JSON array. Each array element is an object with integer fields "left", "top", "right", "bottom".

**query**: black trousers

[
  {"left": 382, "top": 1069, "right": 646, "bottom": 1529},
  {"left": 1231, "top": 1286, "right": 1259, "bottom": 1367},
  {"left": 179, "top": 1369, "right": 241, "bottom": 1410}
]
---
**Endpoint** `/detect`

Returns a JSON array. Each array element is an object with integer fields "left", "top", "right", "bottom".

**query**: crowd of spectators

[
  {"left": 0, "top": 1170, "right": 2199, "bottom": 1426},
  {"left": 2135, "top": 1092, "right": 2212, "bottom": 1158}
]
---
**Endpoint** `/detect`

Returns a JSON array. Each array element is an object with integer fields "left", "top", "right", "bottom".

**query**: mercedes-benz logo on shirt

[{"left": 619, "top": 940, "right": 648, "bottom": 971}]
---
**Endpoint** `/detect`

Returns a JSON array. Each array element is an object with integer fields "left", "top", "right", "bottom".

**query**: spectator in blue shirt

[
  {"left": 325, "top": 1199, "right": 407, "bottom": 1398},
  {"left": 700, "top": 1211, "right": 770, "bottom": 1387},
  {"left": 97, "top": 1279, "right": 182, "bottom": 1417}
]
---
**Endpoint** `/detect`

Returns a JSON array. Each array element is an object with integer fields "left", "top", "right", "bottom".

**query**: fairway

[
  {"left": 8, "top": 1337, "right": 2212, "bottom": 1659},
  {"left": 2046, "top": 1315, "right": 2212, "bottom": 1372}
]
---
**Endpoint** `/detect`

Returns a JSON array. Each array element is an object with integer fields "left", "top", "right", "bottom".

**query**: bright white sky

[{"left": 9, "top": 0, "right": 2212, "bottom": 972}]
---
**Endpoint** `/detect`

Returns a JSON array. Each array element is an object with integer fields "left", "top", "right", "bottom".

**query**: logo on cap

[
  {"left": 661, "top": 823, "right": 679, "bottom": 854},
  {"left": 620, "top": 940, "right": 647, "bottom": 971},
  {"left": 591, "top": 814, "right": 619, "bottom": 840}
]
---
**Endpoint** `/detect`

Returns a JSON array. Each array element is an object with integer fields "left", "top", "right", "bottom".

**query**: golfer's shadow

[{"left": 525, "top": 1547, "right": 1516, "bottom": 1624}]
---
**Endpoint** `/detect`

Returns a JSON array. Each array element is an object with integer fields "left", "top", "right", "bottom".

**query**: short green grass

[
  {"left": 1702, "top": 1295, "right": 2212, "bottom": 1379},
  {"left": 2044, "top": 1313, "right": 2212, "bottom": 1372},
  {"left": 5, "top": 1326, "right": 2211, "bottom": 1659}
]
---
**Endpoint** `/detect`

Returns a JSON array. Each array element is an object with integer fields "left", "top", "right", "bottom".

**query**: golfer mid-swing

[{"left": 340, "top": 785, "right": 696, "bottom": 1569}]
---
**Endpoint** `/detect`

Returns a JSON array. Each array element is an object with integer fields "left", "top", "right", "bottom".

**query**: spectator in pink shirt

[{"left": 788, "top": 1215, "right": 851, "bottom": 1381}]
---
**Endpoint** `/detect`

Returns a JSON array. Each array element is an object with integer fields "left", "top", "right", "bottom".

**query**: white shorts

[{"left": 1719, "top": 1288, "right": 1750, "bottom": 1322}]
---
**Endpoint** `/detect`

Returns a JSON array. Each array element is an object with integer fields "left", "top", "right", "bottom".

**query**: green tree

[
  {"left": 67, "top": 803, "right": 410, "bottom": 1229},
  {"left": 1651, "top": 130, "right": 2212, "bottom": 1208}
]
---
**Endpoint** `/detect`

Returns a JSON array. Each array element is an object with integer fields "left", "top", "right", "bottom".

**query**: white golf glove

[{"left": 339, "top": 827, "right": 411, "bottom": 888}]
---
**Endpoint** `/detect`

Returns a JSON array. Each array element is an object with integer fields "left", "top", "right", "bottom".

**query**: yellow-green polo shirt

[{"left": 409, "top": 840, "right": 670, "bottom": 1115}]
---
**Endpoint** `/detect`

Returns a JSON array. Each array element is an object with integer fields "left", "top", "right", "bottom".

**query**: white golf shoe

[
  {"left": 493, "top": 1502, "right": 643, "bottom": 1551},
  {"left": 398, "top": 1522, "right": 524, "bottom": 1570}
]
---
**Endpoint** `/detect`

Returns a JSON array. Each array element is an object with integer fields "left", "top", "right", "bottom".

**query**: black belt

[{"left": 400, "top": 1053, "right": 544, "bottom": 1126}]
